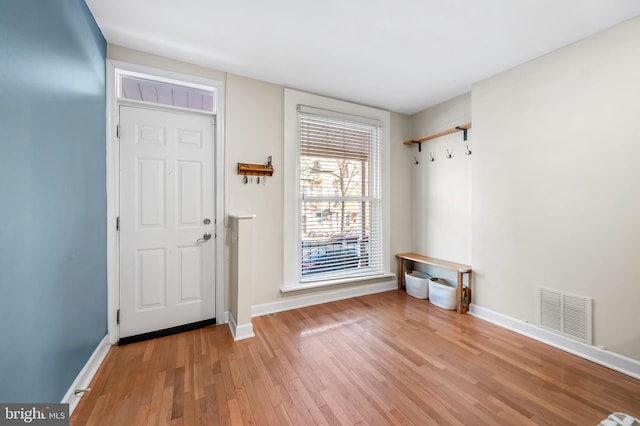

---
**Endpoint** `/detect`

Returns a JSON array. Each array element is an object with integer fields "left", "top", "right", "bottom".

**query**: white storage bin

[
  {"left": 428, "top": 278, "right": 457, "bottom": 310},
  {"left": 405, "top": 271, "right": 431, "bottom": 299}
]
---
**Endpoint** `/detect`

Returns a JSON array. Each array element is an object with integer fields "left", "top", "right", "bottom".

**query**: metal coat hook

[
  {"left": 446, "top": 149, "right": 454, "bottom": 159},
  {"left": 414, "top": 156, "right": 419, "bottom": 165},
  {"left": 465, "top": 145, "right": 472, "bottom": 155},
  {"left": 243, "top": 173, "right": 248, "bottom": 184},
  {"left": 429, "top": 153, "right": 436, "bottom": 162}
]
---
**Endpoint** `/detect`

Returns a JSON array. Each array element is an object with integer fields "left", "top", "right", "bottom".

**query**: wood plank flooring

[{"left": 71, "top": 290, "right": 640, "bottom": 425}]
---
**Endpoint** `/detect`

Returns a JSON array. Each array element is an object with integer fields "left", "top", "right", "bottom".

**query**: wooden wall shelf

[
  {"left": 237, "top": 163, "right": 274, "bottom": 177},
  {"left": 403, "top": 123, "right": 472, "bottom": 148}
]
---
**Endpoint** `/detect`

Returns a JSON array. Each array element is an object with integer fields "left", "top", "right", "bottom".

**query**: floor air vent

[{"left": 539, "top": 288, "right": 592, "bottom": 345}]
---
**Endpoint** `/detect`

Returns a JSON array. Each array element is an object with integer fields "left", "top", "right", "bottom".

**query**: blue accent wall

[{"left": 0, "top": 0, "right": 107, "bottom": 402}]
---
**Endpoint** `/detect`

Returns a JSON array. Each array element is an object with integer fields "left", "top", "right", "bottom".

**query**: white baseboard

[
  {"left": 228, "top": 311, "right": 255, "bottom": 341},
  {"left": 222, "top": 310, "right": 229, "bottom": 324},
  {"left": 62, "top": 335, "right": 111, "bottom": 415},
  {"left": 252, "top": 279, "right": 396, "bottom": 317},
  {"left": 469, "top": 304, "right": 640, "bottom": 380}
]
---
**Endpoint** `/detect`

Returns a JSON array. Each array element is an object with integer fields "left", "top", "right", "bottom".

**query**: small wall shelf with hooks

[
  {"left": 237, "top": 156, "right": 274, "bottom": 177},
  {"left": 403, "top": 123, "right": 471, "bottom": 152},
  {"left": 237, "top": 163, "right": 274, "bottom": 176}
]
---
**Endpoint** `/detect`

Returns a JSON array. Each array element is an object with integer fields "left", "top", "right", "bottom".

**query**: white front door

[{"left": 119, "top": 105, "right": 216, "bottom": 339}]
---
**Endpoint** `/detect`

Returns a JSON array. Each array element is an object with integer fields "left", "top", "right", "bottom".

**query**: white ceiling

[{"left": 86, "top": 0, "right": 640, "bottom": 115}]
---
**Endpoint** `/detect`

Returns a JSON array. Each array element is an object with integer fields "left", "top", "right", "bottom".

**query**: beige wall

[
  {"left": 389, "top": 112, "right": 414, "bottom": 266},
  {"left": 410, "top": 94, "right": 472, "bottom": 268},
  {"left": 225, "top": 73, "right": 285, "bottom": 306},
  {"left": 108, "top": 45, "right": 413, "bottom": 311},
  {"left": 108, "top": 45, "right": 226, "bottom": 82},
  {"left": 471, "top": 16, "right": 640, "bottom": 359},
  {"left": 410, "top": 16, "right": 640, "bottom": 360}
]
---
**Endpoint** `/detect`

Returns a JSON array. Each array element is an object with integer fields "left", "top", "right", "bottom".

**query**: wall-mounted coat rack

[
  {"left": 237, "top": 156, "right": 274, "bottom": 177},
  {"left": 403, "top": 123, "right": 471, "bottom": 152}
]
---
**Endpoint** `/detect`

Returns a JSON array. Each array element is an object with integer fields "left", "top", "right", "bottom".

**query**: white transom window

[{"left": 117, "top": 70, "right": 216, "bottom": 114}]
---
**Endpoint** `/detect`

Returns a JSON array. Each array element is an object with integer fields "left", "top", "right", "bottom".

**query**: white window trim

[{"left": 283, "top": 88, "right": 391, "bottom": 291}]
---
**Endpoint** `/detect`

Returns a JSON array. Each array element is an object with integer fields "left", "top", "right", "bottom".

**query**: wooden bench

[{"left": 395, "top": 253, "right": 472, "bottom": 314}]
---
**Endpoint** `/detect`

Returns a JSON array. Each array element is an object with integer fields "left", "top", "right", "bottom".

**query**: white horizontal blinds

[{"left": 298, "top": 105, "right": 383, "bottom": 282}]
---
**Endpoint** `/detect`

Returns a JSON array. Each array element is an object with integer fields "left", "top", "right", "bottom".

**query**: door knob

[{"left": 195, "top": 232, "right": 212, "bottom": 244}]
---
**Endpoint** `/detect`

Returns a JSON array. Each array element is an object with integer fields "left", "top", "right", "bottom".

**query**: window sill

[{"left": 280, "top": 273, "right": 395, "bottom": 293}]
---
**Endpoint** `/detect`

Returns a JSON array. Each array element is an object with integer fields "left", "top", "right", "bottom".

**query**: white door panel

[{"left": 119, "top": 105, "right": 215, "bottom": 338}]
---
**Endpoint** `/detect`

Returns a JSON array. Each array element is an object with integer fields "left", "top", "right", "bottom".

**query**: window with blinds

[{"left": 297, "top": 105, "right": 383, "bottom": 282}]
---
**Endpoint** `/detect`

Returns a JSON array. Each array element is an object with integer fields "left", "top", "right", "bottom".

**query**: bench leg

[
  {"left": 397, "top": 257, "right": 404, "bottom": 289},
  {"left": 467, "top": 272, "right": 472, "bottom": 309},
  {"left": 457, "top": 271, "right": 463, "bottom": 313},
  {"left": 456, "top": 271, "right": 471, "bottom": 314}
]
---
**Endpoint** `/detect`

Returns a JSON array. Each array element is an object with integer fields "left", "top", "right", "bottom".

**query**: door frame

[{"left": 106, "top": 60, "right": 226, "bottom": 344}]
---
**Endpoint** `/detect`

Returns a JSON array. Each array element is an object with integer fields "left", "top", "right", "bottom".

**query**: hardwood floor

[{"left": 71, "top": 290, "right": 640, "bottom": 425}]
